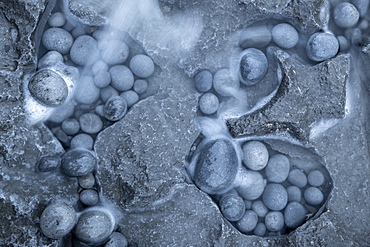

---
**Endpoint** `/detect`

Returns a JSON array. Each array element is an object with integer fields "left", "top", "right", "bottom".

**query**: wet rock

[{"left": 61, "top": 149, "right": 97, "bottom": 177}]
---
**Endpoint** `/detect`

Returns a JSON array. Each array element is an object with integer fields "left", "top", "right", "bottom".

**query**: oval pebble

[
  {"left": 199, "top": 93, "right": 219, "bottom": 115},
  {"left": 101, "top": 86, "right": 119, "bottom": 103},
  {"left": 61, "top": 149, "right": 97, "bottom": 177},
  {"left": 304, "top": 187, "right": 324, "bottom": 205},
  {"left": 78, "top": 173, "right": 95, "bottom": 189},
  {"left": 333, "top": 3, "right": 360, "bottom": 28},
  {"left": 120, "top": 90, "right": 139, "bottom": 107},
  {"left": 239, "top": 48, "right": 268, "bottom": 86},
  {"left": 337, "top": 36, "right": 350, "bottom": 52},
  {"left": 236, "top": 168, "right": 266, "bottom": 200},
  {"left": 129, "top": 54, "right": 155, "bottom": 78},
  {"left": 213, "top": 68, "right": 239, "bottom": 97},
  {"left": 71, "top": 27, "right": 87, "bottom": 39},
  {"left": 95, "top": 105, "right": 105, "bottom": 117},
  {"left": 70, "top": 134, "right": 94, "bottom": 150},
  {"left": 265, "top": 154, "right": 290, "bottom": 183},
  {"left": 109, "top": 65, "right": 134, "bottom": 91},
  {"left": 242, "top": 141, "right": 269, "bottom": 171},
  {"left": 70, "top": 35, "right": 99, "bottom": 66},
  {"left": 286, "top": 185, "right": 302, "bottom": 202},
  {"left": 306, "top": 32, "right": 339, "bottom": 62},
  {"left": 42, "top": 28, "right": 73, "bottom": 54},
  {"left": 92, "top": 60, "right": 109, "bottom": 75},
  {"left": 48, "top": 12, "right": 66, "bottom": 27},
  {"left": 236, "top": 210, "right": 258, "bottom": 233},
  {"left": 219, "top": 193, "right": 246, "bottom": 221},
  {"left": 61, "top": 118, "right": 80, "bottom": 135},
  {"left": 94, "top": 71, "right": 111, "bottom": 88},
  {"left": 75, "top": 76, "right": 100, "bottom": 105},
  {"left": 38, "top": 51, "right": 63, "bottom": 69},
  {"left": 253, "top": 223, "right": 267, "bottom": 237},
  {"left": 288, "top": 169, "right": 307, "bottom": 188},
  {"left": 272, "top": 23, "right": 299, "bottom": 49},
  {"left": 251, "top": 200, "right": 268, "bottom": 218},
  {"left": 307, "top": 170, "right": 325, "bottom": 187},
  {"left": 79, "top": 113, "right": 103, "bottom": 134},
  {"left": 104, "top": 96, "right": 128, "bottom": 121},
  {"left": 133, "top": 79, "right": 148, "bottom": 94},
  {"left": 265, "top": 211, "right": 284, "bottom": 232},
  {"left": 194, "top": 70, "right": 213, "bottom": 92},
  {"left": 80, "top": 189, "right": 99, "bottom": 206},
  {"left": 352, "top": 0, "right": 369, "bottom": 17},
  {"left": 284, "top": 202, "right": 306, "bottom": 228},
  {"left": 262, "top": 183, "right": 288, "bottom": 211},
  {"left": 104, "top": 232, "right": 128, "bottom": 247},
  {"left": 101, "top": 40, "right": 130, "bottom": 65},
  {"left": 239, "top": 26, "right": 271, "bottom": 49}
]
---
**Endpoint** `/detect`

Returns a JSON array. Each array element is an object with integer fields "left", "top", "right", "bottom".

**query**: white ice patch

[{"left": 309, "top": 118, "right": 340, "bottom": 140}]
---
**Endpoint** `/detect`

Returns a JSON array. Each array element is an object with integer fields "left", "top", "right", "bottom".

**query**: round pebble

[
  {"left": 213, "top": 68, "right": 240, "bottom": 97},
  {"left": 92, "top": 60, "right": 109, "bottom": 75},
  {"left": 253, "top": 223, "right": 267, "bottom": 237},
  {"left": 95, "top": 105, "right": 105, "bottom": 117},
  {"left": 236, "top": 210, "right": 258, "bottom": 233},
  {"left": 333, "top": 3, "right": 360, "bottom": 28},
  {"left": 74, "top": 76, "right": 100, "bottom": 105},
  {"left": 239, "top": 26, "right": 272, "bottom": 48},
  {"left": 40, "top": 202, "right": 77, "bottom": 239},
  {"left": 304, "top": 187, "right": 324, "bottom": 205},
  {"left": 94, "top": 71, "right": 111, "bottom": 88},
  {"left": 74, "top": 210, "right": 114, "bottom": 244},
  {"left": 306, "top": 32, "right": 339, "bottom": 62},
  {"left": 38, "top": 51, "right": 63, "bottom": 69},
  {"left": 286, "top": 186, "right": 302, "bottom": 202},
  {"left": 219, "top": 193, "right": 246, "bottom": 221},
  {"left": 265, "top": 211, "right": 284, "bottom": 232},
  {"left": 265, "top": 154, "right": 290, "bottom": 183},
  {"left": 101, "top": 40, "right": 130, "bottom": 65},
  {"left": 129, "top": 54, "right": 155, "bottom": 78},
  {"left": 244, "top": 200, "right": 252, "bottom": 210},
  {"left": 239, "top": 48, "right": 268, "bottom": 86},
  {"left": 70, "top": 35, "right": 99, "bottom": 66},
  {"left": 79, "top": 113, "right": 103, "bottom": 134},
  {"left": 307, "top": 170, "right": 325, "bottom": 187},
  {"left": 101, "top": 86, "right": 119, "bottom": 103},
  {"left": 194, "top": 70, "right": 213, "bottom": 92},
  {"left": 199, "top": 93, "right": 219, "bottom": 115},
  {"left": 133, "top": 79, "right": 148, "bottom": 94},
  {"left": 104, "top": 232, "right": 128, "bottom": 247},
  {"left": 109, "top": 65, "right": 134, "bottom": 91},
  {"left": 284, "top": 202, "right": 306, "bottom": 228},
  {"left": 42, "top": 28, "right": 73, "bottom": 54},
  {"left": 337, "top": 36, "right": 350, "bottom": 52},
  {"left": 38, "top": 156, "right": 61, "bottom": 172},
  {"left": 104, "top": 96, "right": 128, "bottom": 121},
  {"left": 120, "top": 90, "right": 139, "bottom": 108},
  {"left": 288, "top": 169, "right": 307, "bottom": 188},
  {"left": 48, "top": 12, "right": 66, "bottom": 27},
  {"left": 242, "top": 141, "right": 269, "bottom": 171},
  {"left": 61, "top": 118, "right": 80, "bottom": 135},
  {"left": 251, "top": 200, "right": 268, "bottom": 218},
  {"left": 272, "top": 23, "right": 299, "bottom": 49},
  {"left": 78, "top": 173, "right": 95, "bottom": 189},
  {"left": 71, "top": 27, "right": 87, "bottom": 39},
  {"left": 352, "top": 0, "right": 369, "bottom": 17},
  {"left": 61, "top": 149, "right": 97, "bottom": 177},
  {"left": 236, "top": 169, "right": 266, "bottom": 200},
  {"left": 48, "top": 102, "right": 75, "bottom": 123},
  {"left": 70, "top": 134, "right": 94, "bottom": 150},
  {"left": 80, "top": 189, "right": 99, "bottom": 206},
  {"left": 262, "top": 183, "right": 288, "bottom": 211}
]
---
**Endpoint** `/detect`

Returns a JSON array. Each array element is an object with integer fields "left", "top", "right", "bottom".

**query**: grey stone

[
  {"left": 38, "top": 50, "right": 63, "bottom": 69},
  {"left": 92, "top": 60, "right": 109, "bottom": 75},
  {"left": 48, "top": 101, "right": 76, "bottom": 123},
  {"left": 251, "top": 200, "right": 268, "bottom": 218},
  {"left": 253, "top": 222, "right": 267, "bottom": 237},
  {"left": 38, "top": 155, "right": 61, "bottom": 172},
  {"left": 129, "top": 54, "right": 155, "bottom": 78},
  {"left": 70, "top": 133, "right": 94, "bottom": 150},
  {"left": 120, "top": 90, "right": 139, "bottom": 108},
  {"left": 94, "top": 71, "right": 111, "bottom": 88},
  {"left": 213, "top": 68, "right": 239, "bottom": 97},
  {"left": 133, "top": 79, "right": 148, "bottom": 94},
  {"left": 337, "top": 35, "right": 350, "bottom": 52},
  {"left": 242, "top": 140, "right": 269, "bottom": 171},
  {"left": 103, "top": 96, "right": 128, "bottom": 121},
  {"left": 48, "top": 12, "right": 66, "bottom": 27},
  {"left": 74, "top": 76, "right": 101, "bottom": 105},
  {"left": 71, "top": 26, "right": 86, "bottom": 39},
  {"left": 70, "top": 35, "right": 99, "bottom": 66},
  {"left": 104, "top": 232, "right": 128, "bottom": 247},
  {"left": 352, "top": 0, "right": 369, "bottom": 17},
  {"left": 333, "top": 3, "right": 360, "bottom": 28},
  {"left": 219, "top": 193, "right": 245, "bottom": 221},
  {"left": 307, "top": 170, "right": 325, "bottom": 187},
  {"left": 236, "top": 210, "right": 258, "bottom": 233},
  {"left": 79, "top": 113, "right": 103, "bottom": 134},
  {"left": 265, "top": 211, "right": 284, "bottom": 232},
  {"left": 79, "top": 189, "right": 99, "bottom": 206},
  {"left": 101, "top": 86, "right": 119, "bottom": 103},
  {"left": 235, "top": 168, "right": 266, "bottom": 201},
  {"left": 61, "top": 149, "right": 97, "bottom": 177},
  {"left": 194, "top": 70, "right": 213, "bottom": 92},
  {"left": 288, "top": 169, "right": 308, "bottom": 188},
  {"left": 286, "top": 186, "right": 302, "bottom": 202},
  {"left": 284, "top": 202, "right": 307, "bottom": 228},
  {"left": 61, "top": 118, "right": 80, "bottom": 135},
  {"left": 109, "top": 65, "right": 134, "bottom": 91},
  {"left": 271, "top": 23, "right": 299, "bottom": 49},
  {"left": 101, "top": 40, "right": 129, "bottom": 65},
  {"left": 239, "top": 48, "right": 268, "bottom": 86},
  {"left": 42, "top": 28, "right": 73, "bottom": 54},
  {"left": 78, "top": 173, "right": 95, "bottom": 189},
  {"left": 306, "top": 32, "right": 339, "bottom": 62},
  {"left": 239, "top": 26, "right": 271, "bottom": 49},
  {"left": 304, "top": 187, "right": 324, "bottom": 205},
  {"left": 265, "top": 154, "right": 290, "bottom": 183},
  {"left": 199, "top": 92, "right": 219, "bottom": 115},
  {"left": 262, "top": 183, "right": 288, "bottom": 211}
]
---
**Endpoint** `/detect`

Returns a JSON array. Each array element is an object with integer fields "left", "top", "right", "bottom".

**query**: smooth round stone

[
  {"left": 70, "top": 134, "right": 94, "bottom": 150},
  {"left": 194, "top": 139, "right": 239, "bottom": 195},
  {"left": 244, "top": 200, "right": 252, "bottom": 210},
  {"left": 80, "top": 189, "right": 99, "bottom": 206},
  {"left": 352, "top": 0, "right": 369, "bottom": 17},
  {"left": 236, "top": 169, "right": 266, "bottom": 201},
  {"left": 133, "top": 79, "right": 148, "bottom": 94},
  {"left": 219, "top": 193, "right": 246, "bottom": 221},
  {"left": 194, "top": 70, "right": 213, "bottom": 92},
  {"left": 101, "top": 86, "right": 119, "bottom": 103},
  {"left": 92, "top": 60, "right": 109, "bottom": 75},
  {"left": 61, "top": 118, "right": 80, "bottom": 135},
  {"left": 304, "top": 187, "right": 324, "bottom": 205},
  {"left": 307, "top": 170, "right": 325, "bottom": 187},
  {"left": 265, "top": 211, "right": 284, "bottom": 232},
  {"left": 42, "top": 28, "right": 73, "bottom": 54},
  {"left": 272, "top": 23, "right": 299, "bottom": 49},
  {"left": 236, "top": 210, "right": 258, "bottom": 233},
  {"left": 337, "top": 36, "right": 350, "bottom": 52},
  {"left": 70, "top": 35, "right": 99, "bottom": 66},
  {"left": 242, "top": 141, "right": 269, "bottom": 171},
  {"left": 288, "top": 169, "right": 307, "bottom": 188},
  {"left": 78, "top": 173, "right": 95, "bottom": 189},
  {"left": 74, "top": 76, "right": 100, "bottom": 105},
  {"left": 38, "top": 156, "right": 61, "bottom": 172},
  {"left": 28, "top": 70, "right": 68, "bottom": 106},
  {"left": 94, "top": 71, "right": 111, "bottom": 88},
  {"left": 284, "top": 202, "right": 306, "bottom": 228},
  {"left": 239, "top": 48, "right": 268, "bottom": 86},
  {"left": 104, "top": 96, "right": 128, "bottom": 121},
  {"left": 306, "top": 32, "right": 339, "bottom": 62},
  {"left": 101, "top": 40, "right": 129, "bottom": 65},
  {"left": 109, "top": 65, "right": 134, "bottom": 91},
  {"left": 95, "top": 105, "right": 105, "bottom": 117},
  {"left": 253, "top": 223, "right": 267, "bottom": 237},
  {"left": 239, "top": 26, "right": 272, "bottom": 48},
  {"left": 251, "top": 200, "right": 268, "bottom": 218},
  {"left": 79, "top": 113, "right": 103, "bottom": 134},
  {"left": 333, "top": 3, "right": 360, "bottom": 28},
  {"left": 74, "top": 210, "right": 114, "bottom": 244},
  {"left": 213, "top": 68, "right": 240, "bottom": 97},
  {"left": 48, "top": 12, "right": 66, "bottom": 27},
  {"left": 287, "top": 186, "right": 302, "bottom": 202},
  {"left": 48, "top": 102, "right": 75, "bottom": 123},
  {"left": 40, "top": 202, "right": 77, "bottom": 239},
  {"left": 72, "top": 27, "right": 87, "bottom": 39},
  {"left": 129, "top": 54, "right": 155, "bottom": 78},
  {"left": 199, "top": 93, "right": 219, "bottom": 115},
  {"left": 265, "top": 154, "right": 290, "bottom": 183},
  {"left": 61, "top": 149, "right": 97, "bottom": 177},
  {"left": 262, "top": 183, "right": 288, "bottom": 211},
  {"left": 104, "top": 232, "right": 128, "bottom": 247},
  {"left": 120, "top": 90, "right": 139, "bottom": 108},
  {"left": 38, "top": 51, "right": 63, "bottom": 69},
  {"left": 63, "top": 66, "right": 80, "bottom": 79}
]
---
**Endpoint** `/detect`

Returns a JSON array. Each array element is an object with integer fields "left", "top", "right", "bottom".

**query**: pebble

[
  {"left": 42, "top": 28, "right": 73, "bottom": 54},
  {"left": 304, "top": 187, "right": 324, "bottom": 205},
  {"left": 236, "top": 168, "right": 266, "bottom": 200},
  {"left": 80, "top": 189, "right": 99, "bottom": 206},
  {"left": 253, "top": 223, "right": 267, "bottom": 237},
  {"left": 40, "top": 202, "right": 77, "bottom": 239},
  {"left": 242, "top": 141, "right": 269, "bottom": 171},
  {"left": 194, "top": 70, "right": 213, "bottom": 92},
  {"left": 265, "top": 154, "right": 290, "bottom": 183},
  {"left": 265, "top": 211, "right": 284, "bottom": 232},
  {"left": 74, "top": 76, "right": 100, "bottom": 105},
  {"left": 92, "top": 60, "right": 109, "bottom": 75},
  {"left": 48, "top": 12, "right": 66, "bottom": 27},
  {"left": 213, "top": 68, "right": 240, "bottom": 97},
  {"left": 95, "top": 105, "right": 105, "bottom": 117},
  {"left": 74, "top": 210, "right": 114, "bottom": 244},
  {"left": 244, "top": 200, "right": 252, "bottom": 210},
  {"left": 61, "top": 118, "right": 80, "bottom": 135},
  {"left": 28, "top": 70, "right": 68, "bottom": 106},
  {"left": 120, "top": 90, "right": 139, "bottom": 108},
  {"left": 101, "top": 40, "right": 130, "bottom": 65},
  {"left": 94, "top": 71, "right": 111, "bottom": 88},
  {"left": 101, "top": 86, "right": 119, "bottom": 103},
  {"left": 104, "top": 96, "right": 128, "bottom": 121},
  {"left": 262, "top": 183, "right": 288, "bottom": 211},
  {"left": 61, "top": 149, "right": 97, "bottom": 177},
  {"left": 307, "top": 170, "right": 325, "bottom": 187},
  {"left": 239, "top": 48, "right": 268, "bottom": 86},
  {"left": 288, "top": 169, "right": 307, "bottom": 188},
  {"left": 48, "top": 102, "right": 75, "bottom": 123},
  {"left": 70, "top": 134, "right": 94, "bottom": 150},
  {"left": 239, "top": 26, "right": 272, "bottom": 49},
  {"left": 337, "top": 36, "right": 350, "bottom": 52},
  {"left": 306, "top": 32, "right": 339, "bottom": 62},
  {"left": 38, "top": 51, "right": 63, "bottom": 69},
  {"left": 219, "top": 193, "right": 246, "bottom": 221},
  {"left": 104, "top": 232, "right": 128, "bottom": 247},
  {"left": 236, "top": 210, "right": 258, "bottom": 233},
  {"left": 333, "top": 3, "right": 360, "bottom": 28},
  {"left": 271, "top": 23, "right": 299, "bottom": 49},
  {"left": 54, "top": 129, "right": 70, "bottom": 146},
  {"left": 109, "top": 65, "right": 134, "bottom": 91},
  {"left": 38, "top": 156, "right": 61, "bottom": 172},
  {"left": 71, "top": 27, "right": 87, "bottom": 39},
  {"left": 133, "top": 79, "right": 148, "bottom": 94},
  {"left": 199, "top": 93, "right": 219, "bottom": 115},
  {"left": 70, "top": 35, "right": 99, "bottom": 66},
  {"left": 129, "top": 54, "right": 155, "bottom": 78},
  {"left": 352, "top": 0, "right": 369, "bottom": 17},
  {"left": 286, "top": 186, "right": 302, "bottom": 202},
  {"left": 251, "top": 200, "right": 268, "bottom": 218},
  {"left": 284, "top": 202, "right": 306, "bottom": 228},
  {"left": 79, "top": 113, "right": 103, "bottom": 134},
  {"left": 78, "top": 173, "right": 95, "bottom": 189}
]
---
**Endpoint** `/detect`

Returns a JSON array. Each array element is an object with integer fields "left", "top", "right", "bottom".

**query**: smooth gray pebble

[
  {"left": 79, "top": 113, "right": 103, "bottom": 134},
  {"left": 239, "top": 26, "right": 271, "bottom": 48},
  {"left": 265, "top": 211, "right": 284, "bottom": 232},
  {"left": 61, "top": 118, "right": 80, "bottom": 135},
  {"left": 307, "top": 170, "right": 325, "bottom": 187},
  {"left": 104, "top": 232, "right": 128, "bottom": 247},
  {"left": 239, "top": 48, "right": 268, "bottom": 86},
  {"left": 284, "top": 202, "right": 306, "bottom": 228},
  {"left": 219, "top": 193, "right": 246, "bottom": 221},
  {"left": 236, "top": 210, "right": 258, "bottom": 233},
  {"left": 265, "top": 154, "right": 290, "bottom": 183},
  {"left": 133, "top": 79, "right": 148, "bottom": 94},
  {"left": 286, "top": 185, "right": 302, "bottom": 202},
  {"left": 129, "top": 54, "right": 155, "bottom": 78},
  {"left": 194, "top": 70, "right": 213, "bottom": 92},
  {"left": 251, "top": 200, "right": 268, "bottom": 218},
  {"left": 80, "top": 189, "right": 99, "bottom": 206},
  {"left": 70, "top": 134, "right": 94, "bottom": 150},
  {"left": 288, "top": 169, "right": 307, "bottom": 188},
  {"left": 272, "top": 23, "right": 299, "bottom": 49},
  {"left": 109, "top": 65, "right": 134, "bottom": 91},
  {"left": 262, "top": 183, "right": 288, "bottom": 211},
  {"left": 42, "top": 28, "right": 73, "bottom": 54},
  {"left": 242, "top": 141, "right": 269, "bottom": 171},
  {"left": 304, "top": 187, "right": 324, "bottom": 205},
  {"left": 48, "top": 12, "right": 66, "bottom": 27},
  {"left": 199, "top": 93, "right": 219, "bottom": 115},
  {"left": 78, "top": 173, "right": 95, "bottom": 189}
]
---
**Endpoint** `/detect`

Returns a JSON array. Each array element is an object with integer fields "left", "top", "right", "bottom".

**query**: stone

[
  {"left": 239, "top": 26, "right": 271, "bottom": 49},
  {"left": 236, "top": 210, "right": 258, "bottom": 233},
  {"left": 133, "top": 79, "right": 149, "bottom": 94},
  {"left": 61, "top": 149, "right": 97, "bottom": 177},
  {"left": 288, "top": 169, "right": 307, "bottom": 188},
  {"left": 70, "top": 134, "right": 94, "bottom": 150},
  {"left": 79, "top": 189, "right": 99, "bottom": 206},
  {"left": 94, "top": 71, "right": 111, "bottom": 88},
  {"left": 213, "top": 68, "right": 239, "bottom": 97},
  {"left": 38, "top": 51, "right": 63, "bottom": 69},
  {"left": 120, "top": 90, "right": 139, "bottom": 108},
  {"left": 251, "top": 200, "right": 268, "bottom": 218},
  {"left": 284, "top": 202, "right": 306, "bottom": 228},
  {"left": 74, "top": 76, "right": 100, "bottom": 105},
  {"left": 101, "top": 40, "right": 130, "bottom": 65},
  {"left": 79, "top": 113, "right": 103, "bottom": 134},
  {"left": 219, "top": 193, "right": 245, "bottom": 221},
  {"left": 70, "top": 35, "right": 99, "bottom": 66},
  {"left": 109, "top": 65, "right": 134, "bottom": 91},
  {"left": 271, "top": 23, "right": 299, "bottom": 49},
  {"left": 307, "top": 170, "right": 325, "bottom": 187},
  {"left": 101, "top": 86, "right": 119, "bottom": 103},
  {"left": 61, "top": 118, "right": 80, "bottom": 135},
  {"left": 265, "top": 154, "right": 290, "bottom": 183},
  {"left": 104, "top": 96, "right": 128, "bottom": 121},
  {"left": 104, "top": 232, "right": 128, "bottom": 247},
  {"left": 238, "top": 48, "right": 268, "bottom": 86},
  {"left": 304, "top": 187, "right": 324, "bottom": 205},
  {"left": 194, "top": 70, "right": 213, "bottom": 92},
  {"left": 38, "top": 156, "right": 61, "bottom": 172},
  {"left": 129, "top": 54, "right": 155, "bottom": 78},
  {"left": 78, "top": 173, "right": 95, "bottom": 189},
  {"left": 306, "top": 32, "right": 339, "bottom": 62},
  {"left": 199, "top": 93, "right": 219, "bottom": 115},
  {"left": 242, "top": 140, "right": 269, "bottom": 171},
  {"left": 286, "top": 186, "right": 302, "bottom": 202},
  {"left": 48, "top": 12, "right": 66, "bottom": 27},
  {"left": 262, "top": 183, "right": 288, "bottom": 211},
  {"left": 265, "top": 211, "right": 284, "bottom": 232},
  {"left": 92, "top": 60, "right": 109, "bottom": 75},
  {"left": 253, "top": 223, "right": 267, "bottom": 237},
  {"left": 42, "top": 28, "right": 73, "bottom": 54},
  {"left": 235, "top": 168, "right": 266, "bottom": 200},
  {"left": 333, "top": 3, "right": 360, "bottom": 28}
]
